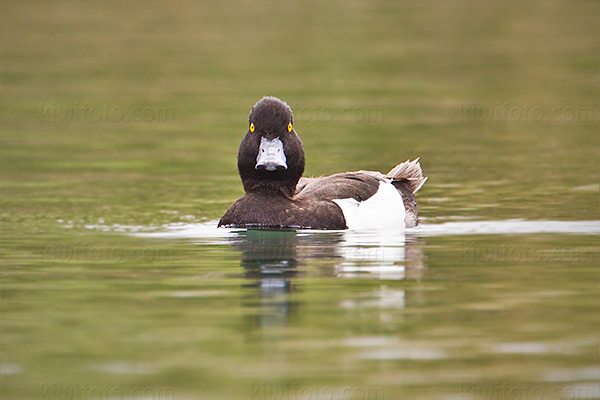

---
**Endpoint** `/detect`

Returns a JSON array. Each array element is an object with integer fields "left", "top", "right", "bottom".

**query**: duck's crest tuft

[{"left": 385, "top": 158, "right": 428, "bottom": 194}]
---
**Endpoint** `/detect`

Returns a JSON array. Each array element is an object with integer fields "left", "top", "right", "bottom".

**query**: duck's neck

[{"left": 243, "top": 178, "right": 297, "bottom": 198}]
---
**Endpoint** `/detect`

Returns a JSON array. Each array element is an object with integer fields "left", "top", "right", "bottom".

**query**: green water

[{"left": 1, "top": 1, "right": 599, "bottom": 399}]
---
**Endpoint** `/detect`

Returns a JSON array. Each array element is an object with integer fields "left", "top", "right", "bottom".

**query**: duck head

[{"left": 237, "top": 97, "right": 305, "bottom": 197}]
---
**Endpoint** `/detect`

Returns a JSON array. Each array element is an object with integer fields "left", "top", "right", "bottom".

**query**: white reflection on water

[
  {"left": 82, "top": 218, "right": 598, "bottom": 282},
  {"left": 334, "top": 229, "right": 407, "bottom": 279},
  {"left": 413, "top": 219, "right": 599, "bottom": 236},
  {"left": 118, "top": 218, "right": 598, "bottom": 281},
  {"left": 118, "top": 218, "right": 598, "bottom": 239},
  {"left": 493, "top": 342, "right": 560, "bottom": 354},
  {"left": 358, "top": 347, "right": 447, "bottom": 360},
  {"left": 0, "top": 363, "right": 23, "bottom": 375},
  {"left": 339, "top": 287, "right": 406, "bottom": 309},
  {"left": 77, "top": 218, "right": 600, "bottom": 239},
  {"left": 87, "top": 362, "right": 156, "bottom": 375},
  {"left": 542, "top": 367, "right": 600, "bottom": 382}
]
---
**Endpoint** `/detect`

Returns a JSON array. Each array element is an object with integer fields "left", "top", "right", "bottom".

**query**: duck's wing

[
  {"left": 294, "top": 159, "right": 427, "bottom": 228},
  {"left": 295, "top": 171, "right": 406, "bottom": 230},
  {"left": 295, "top": 177, "right": 320, "bottom": 195},
  {"left": 294, "top": 172, "right": 384, "bottom": 202}
]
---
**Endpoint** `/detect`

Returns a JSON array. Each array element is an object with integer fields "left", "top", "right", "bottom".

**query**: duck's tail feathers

[{"left": 385, "top": 158, "right": 428, "bottom": 194}]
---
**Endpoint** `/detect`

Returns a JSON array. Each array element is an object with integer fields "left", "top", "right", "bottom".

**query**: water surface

[{"left": 2, "top": 220, "right": 598, "bottom": 399}]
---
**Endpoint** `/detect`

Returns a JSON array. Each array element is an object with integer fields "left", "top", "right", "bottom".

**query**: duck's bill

[{"left": 255, "top": 137, "right": 287, "bottom": 171}]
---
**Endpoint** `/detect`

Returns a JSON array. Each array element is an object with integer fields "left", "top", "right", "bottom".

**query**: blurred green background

[
  {"left": 1, "top": 1, "right": 599, "bottom": 400},
  {"left": 1, "top": 0, "right": 598, "bottom": 232}
]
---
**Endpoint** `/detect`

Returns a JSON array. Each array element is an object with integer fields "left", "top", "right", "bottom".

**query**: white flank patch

[{"left": 333, "top": 181, "right": 405, "bottom": 230}]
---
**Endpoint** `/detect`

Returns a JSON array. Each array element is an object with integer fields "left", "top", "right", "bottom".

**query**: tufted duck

[{"left": 218, "top": 97, "right": 427, "bottom": 230}]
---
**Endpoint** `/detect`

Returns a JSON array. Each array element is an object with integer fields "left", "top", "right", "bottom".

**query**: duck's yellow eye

[
  {"left": 250, "top": 123, "right": 255, "bottom": 133},
  {"left": 287, "top": 122, "right": 293, "bottom": 132}
]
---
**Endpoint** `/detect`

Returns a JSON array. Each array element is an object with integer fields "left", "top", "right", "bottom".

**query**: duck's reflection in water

[
  {"left": 235, "top": 230, "right": 302, "bottom": 328},
  {"left": 231, "top": 229, "right": 424, "bottom": 328},
  {"left": 334, "top": 230, "right": 424, "bottom": 280}
]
